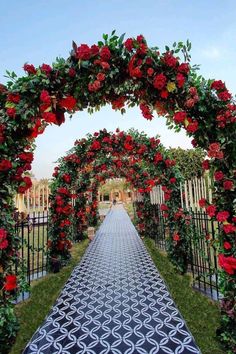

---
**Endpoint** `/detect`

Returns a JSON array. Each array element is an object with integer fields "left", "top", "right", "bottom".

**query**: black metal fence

[
  {"left": 15, "top": 211, "right": 49, "bottom": 301},
  {"left": 138, "top": 204, "right": 221, "bottom": 301}
]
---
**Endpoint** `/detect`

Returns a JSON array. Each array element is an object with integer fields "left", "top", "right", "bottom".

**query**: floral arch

[{"left": 0, "top": 31, "right": 235, "bottom": 351}]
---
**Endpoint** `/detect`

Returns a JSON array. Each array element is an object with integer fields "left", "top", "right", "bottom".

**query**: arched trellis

[
  {"left": 0, "top": 31, "right": 235, "bottom": 351},
  {"left": 49, "top": 130, "right": 185, "bottom": 267}
]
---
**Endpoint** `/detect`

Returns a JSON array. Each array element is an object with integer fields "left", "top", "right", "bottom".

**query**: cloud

[{"left": 201, "top": 46, "right": 221, "bottom": 59}]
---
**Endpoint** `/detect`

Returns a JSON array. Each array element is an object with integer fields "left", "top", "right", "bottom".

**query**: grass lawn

[
  {"left": 10, "top": 239, "right": 89, "bottom": 354},
  {"left": 144, "top": 237, "right": 224, "bottom": 354}
]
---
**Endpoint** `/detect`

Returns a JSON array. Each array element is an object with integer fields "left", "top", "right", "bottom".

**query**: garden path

[{"left": 24, "top": 205, "right": 200, "bottom": 354}]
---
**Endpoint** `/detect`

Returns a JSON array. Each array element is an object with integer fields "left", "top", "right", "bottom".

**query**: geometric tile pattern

[{"left": 23, "top": 205, "right": 201, "bottom": 354}]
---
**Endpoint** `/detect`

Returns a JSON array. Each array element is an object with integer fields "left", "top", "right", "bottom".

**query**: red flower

[
  {"left": 76, "top": 44, "right": 91, "bottom": 60},
  {"left": 97, "top": 73, "right": 106, "bottom": 81},
  {"left": 0, "top": 159, "right": 12, "bottom": 171},
  {"left": 59, "top": 96, "right": 77, "bottom": 110},
  {"left": 154, "top": 152, "right": 163, "bottom": 163},
  {"left": 199, "top": 198, "right": 206, "bottom": 208},
  {"left": 4, "top": 274, "right": 17, "bottom": 291},
  {"left": 100, "top": 62, "right": 110, "bottom": 70},
  {"left": 131, "top": 67, "right": 142, "bottom": 78},
  {"left": 124, "top": 38, "right": 133, "bottom": 51},
  {"left": 0, "top": 228, "right": 8, "bottom": 250},
  {"left": 140, "top": 103, "right": 153, "bottom": 120},
  {"left": 223, "top": 180, "right": 234, "bottom": 190},
  {"left": 218, "top": 90, "right": 231, "bottom": 101},
  {"left": 214, "top": 171, "right": 224, "bottom": 181},
  {"left": 165, "top": 159, "right": 176, "bottom": 167},
  {"left": 88, "top": 80, "right": 101, "bottom": 92},
  {"left": 40, "top": 90, "right": 51, "bottom": 104},
  {"left": 91, "top": 140, "right": 101, "bottom": 150},
  {"left": 18, "top": 152, "right": 34, "bottom": 163},
  {"left": 124, "top": 142, "right": 133, "bottom": 151},
  {"left": 186, "top": 121, "right": 198, "bottom": 133},
  {"left": 111, "top": 96, "right": 126, "bottom": 110},
  {"left": 18, "top": 176, "right": 32, "bottom": 194},
  {"left": 42, "top": 112, "right": 57, "bottom": 123},
  {"left": 23, "top": 63, "right": 37, "bottom": 74},
  {"left": 137, "top": 34, "right": 144, "bottom": 43},
  {"left": 208, "top": 142, "right": 223, "bottom": 159},
  {"left": 163, "top": 52, "right": 178, "bottom": 67},
  {"left": 202, "top": 160, "right": 210, "bottom": 170},
  {"left": 173, "top": 233, "right": 180, "bottom": 241},
  {"left": 153, "top": 73, "right": 167, "bottom": 90},
  {"left": 216, "top": 211, "right": 230, "bottom": 222},
  {"left": 173, "top": 111, "right": 187, "bottom": 124},
  {"left": 176, "top": 73, "right": 185, "bottom": 88},
  {"left": 6, "top": 107, "right": 16, "bottom": 118},
  {"left": 160, "top": 90, "right": 168, "bottom": 99},
  {"left": 169, "top": 177, "right": 176, "bottom": 184},
  {"left": 218, "top": 254, "right": 236, "bottom": 275},
  {"left": 41, "top": 63, "right": 52, "bottom": 75},
  {"left": 206, "top": 205, "right": 216, "bottom": 217},
  {"left": 90, "top": 44, "right": 99, "bottom": 56},
  {"left": 223, "top": 224, "right": 236, "bottom": 234},
  {"left": 63, "top": 173, "right": 71, "bottom": 184},
  {"left": 211, "top": 80, "right": 226, "bottom": 91},
  {"left": 160, "top": 204, "right": 169, "bottom": 211},
  {"left": 68, "top": 68, "right": 76, "bottom": 77},
  {"left": 100, "top": 46, "right": 111, "bottom": 61},
  {"left": 7, "top": 93, "right": 20, "bottom": 103},
  {"left": 224, "top": 242, "right": 232, "bottom": 250},
  {"left": 177, "top": 63, "right": 189, "bottom": 74},
  {"left": 147, "top": 68, "right": 154, "bottom": 76}
]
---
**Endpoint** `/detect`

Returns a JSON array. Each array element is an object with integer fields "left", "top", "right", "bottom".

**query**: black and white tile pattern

[{"left": 24, "top": 205, "right": 200, "bottom": 354}]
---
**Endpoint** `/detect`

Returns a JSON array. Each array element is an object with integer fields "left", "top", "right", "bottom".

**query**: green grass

[
  {"left": 144, "top": 237, "right": 224, "bottom": 354},
  {"left": 10, "top": 239, "right": 89, "bottom": 354}
]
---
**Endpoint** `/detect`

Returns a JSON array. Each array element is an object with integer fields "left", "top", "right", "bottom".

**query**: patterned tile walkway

[{"left": 24, "top": 205, "right": 200, "bottom": 354}]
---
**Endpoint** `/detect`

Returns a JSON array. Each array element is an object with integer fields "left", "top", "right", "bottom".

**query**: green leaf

[{"left": 118, "top": 33, "right": 126, "bottom": 46}]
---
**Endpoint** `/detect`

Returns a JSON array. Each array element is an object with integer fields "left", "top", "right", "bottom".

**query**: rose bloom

[
  {"left": 97, "top": 72, "right": 105, "bottom": 81},
  {"left": 42, "top": 112, "right": 57, "bottom": 124},
  {"left": 23, "top": 63, "right": 37, "bottom": 74},
  {"left": 169, "top": 177, "right": 176, "bottom": 184},
  {"left": 189, "top": 87, "right": 197, "bottom": 96},
  {"left": 163, "top": 52, "right": 178, "bottom": 67},
  {"left": 41, "top": 63, "right": 52, "bottom": 75},
  {"left": 7, "top": 93, "right": 20, "bottom": 103},
  {"left": 185, "top": 98, "right": 195, "bottom": 108},
  {"left": 6, "top": 107, "right": 16, "bottom": 118},
  {"left": 199, "top": 198, "right": 206, "bottom": 208},
  {"left": 76, "top": 44, "right": 91, "bottom": 60},
  {"left": 124, "top": 38, "right": 133, "bottom": 51},
  {"left": 18, "top": 152, "right": 34, "bottom": 163},
  {"left": 100, "top": 46, "right": 111, "bottom": 61},
  {"left": 154, "top": 152, "right": 163, "bottom": 163},
  {"left": 224, "top": 241, "right": 232, "bottom": 250},
  {"left": 223, "top": 224, "right": 236, "bottom": 234},
  {"left": 218, "top": 90, "right": 231, "bottom": 101},
  {"left": 160, "top": 90, "right": 168, "bottom": 99},
  {"left": 147, "top": 68, "right": 154, "bottom": 76},
  {"left": 206, "top": 205, "right": 217, "bottom": 217},
  {"left": 214, "top": 171, "right": 224, "bottom": 181},
  {"left": 165, "top": 159, "right": 176, "bottom": 167},
  {"left": 40, "top": 90, "right": 51, "bottom": 104},
  {"left": 211, "top": 80, "right": 226, "bottom": 91},
  {"left": 4, "top": 274, "right": 17, "bottom": 291},
  {"left": 68, "top": 68, "right": 76, "bottom": 77},
  {"left": 177, "top": 63, "right": 189, "bottom": 74},
  {"left": 59, "top": 96, "right": 77, "bottom": 110},
  {"left": 0, "top": 159, "right": 12, "bottom": 171},
  {"left": 91, "top": 140, "right": 101, "bottom": 150},
  {"left": 153, "top": 73, "right": 167, "bottom": 90},
  {"left": 202, "top": 160, "right": 210, "bottom": 170},
  {"left": 90, "top": 44, "right": 99, "bottom": 56},
  {"left": 100, "top": 61, "right": 110, "bottom": 70},
  {"left": 186, "top": 121, "right": 198, "bottom": 133},
  {"left": 223, "top": 180, "right": 234, "bottom": 190},
  {"left": 173, "top": 233, "right": 180, "bottom": 241},
  {"left": 216, "top": 211, "right": 230, "bottom": 222},
  {"left": 176, "top": 73, "right": 185, "bottom": 88},
  {"left": 218, "top": 254, "right": 236, "bottom": 275},
  {"left": 174, "top": 111, "right": 187, "bottom": 124}
]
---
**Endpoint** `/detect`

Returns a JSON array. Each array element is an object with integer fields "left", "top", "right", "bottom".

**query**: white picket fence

[{"left": 150, "top": 175, "right": 212, "bottom": 211}]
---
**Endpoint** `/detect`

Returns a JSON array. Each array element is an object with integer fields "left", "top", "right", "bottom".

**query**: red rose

[
  {"left": 189, "top": 87, "right": 197, "bottom": 96},
  {"left": 186, "top": 121, "right": 198, "bottom": 133},
  {"left": 223, "top": 224, "right": 236, "bottom": 234},
  {"left": 90, "top": 44, "right": 99, "bottom": 56},
  {"left": 76, "top": 44, "right": 91, "bottom": 60},
  {"left": 18, "top": 176, "right": 32, "bottom": 194},
  {"left": 174, "top": 111, "right": 187, "bottom": 124},
  {"left": 223, "top": 180, "right": 234, "bottom": 190},
  {"left": 4, "top": 274, "right": 17, "bottom": 291},
  {"left": 216, "top": 211, "right": 230, "bottom": 222},
  {"left": 97, "top": 73, "right": 106, "bottom": 81},
  {"left": 185, "top": 98, "right": 195, "bottom": 108},
  {"left": 6, "top": 107, "right": 16, "bottom": 118},
  {"left": 140, "top": 103, "right": 153, "bottom": 120},
  {"left": 224, "top": 242, "right": 232, "bottom": 250},
  {"left": 40, "top": 90, "right": 51, "bottom": 104},
  {"left": 23, "top": 63, "right": 37, "bottom": 74},
  {"left": 191, "top": 139, "right": 197, "bottom": 147},
  {"left": 100, "top": 61, "right": 110, "bottom": 70},
  {"left": 160, "top": 90, "right": 169, "bottom": 99},
  {"left": 173, "top": 233, "right": 180, "bottom": 241},
  {"left": 214, "top": 171, "right": 224, "bottom": 181},
  {"left": 111, "top": 96, "right": 126, "bottom": 110},
  {"left": 0, "top": 228, "right": 8, "bottom": 250},
  {"left": 177, "top": 63, "right": 189, "bottom": 74},
  {"left": 218, "top": 254, "right": 236, "bottom": 275},
  {"left": 163, "top": 52, "right": 178, "bottom": 67},
  {"left": 154, "top": 152, "right": 163, "bottom": 163},
  {"left": 218, "top": 90, "right": 231, "bottom": 101},
  {"left": 7, "top": 93, "right": 20, "bottom": 103},
  {"left": 0, "top": 159, "right": 12, "bottom": 171},
  {"left": 124, "top": 142, "right": 133, "bottom": 151},
  {"left": 211, "top": 80, "right": 226, "bottom": 91},
  {"left": 100, "top": 46, "right": 111, "bottom": 61},
  {"left": 59, "top": 96, "right": 77, "bottom": 110},
  {"left": 68, "top": 68, "right": 76, "bottom": 77},
  {"left": 63, "top": 173, "right": 71, "bottom": 184},
  {"left": 161, "top": 204, "right": 169, "bottom": 211},
  {"left": 165, "top": 159, "right": 176, "bottom": 167},
  {"left": 169, "top": 177, "right": 176, "bottom": 184},
  {"left": 41, "top": 63, "right": 52, "bottom": 75},
  {"left": 88, "top": 80, "right": 101, "bottom": 92},
  {"left": 137, "top": 34, "right": 144, "bottom": 43},
  {"left": 42, "top": 112, "right": 57, "bottom": 123},
  {"left": 147, "top": 68, "right": 154, "bottom": 76},
  {"left": 91, "top": 140, "right": 101, "bottom": 150},
  {"left": 206, "top": 205, "right": 216, "bottom": 217},
  {"left": 153, "top": 73, "right": 167, "bottom": 90},
  {"left": 199, "top": 198, "right": 206, "bottom": 208},
  {"left": 130, "top": 67, "right": 142, "bottom": 78},
  {"left": 176, "top": 73, "right": 185, "bottom": 88},
  {"left": 18, "top": 152, "right": 34, "bottom": 163},
  {"left": 124, "top": 38, "right": 134, "bottom": 51},
  {"left": 202, "top": 160, "right": 210, "bottom": 170}
]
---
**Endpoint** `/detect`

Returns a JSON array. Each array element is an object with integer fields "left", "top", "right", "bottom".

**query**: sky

[{"left": 1, "top": 0, "right": 236, "bottom": 179}]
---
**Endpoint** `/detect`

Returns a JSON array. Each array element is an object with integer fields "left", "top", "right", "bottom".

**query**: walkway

[{"left": 24, "top": 205, "right": 200, "bottom": 354}]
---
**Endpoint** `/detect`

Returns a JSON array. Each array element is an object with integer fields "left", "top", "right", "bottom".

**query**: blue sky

[{"left": 1, "top": 0, "right": 236, "bottom": 178}]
